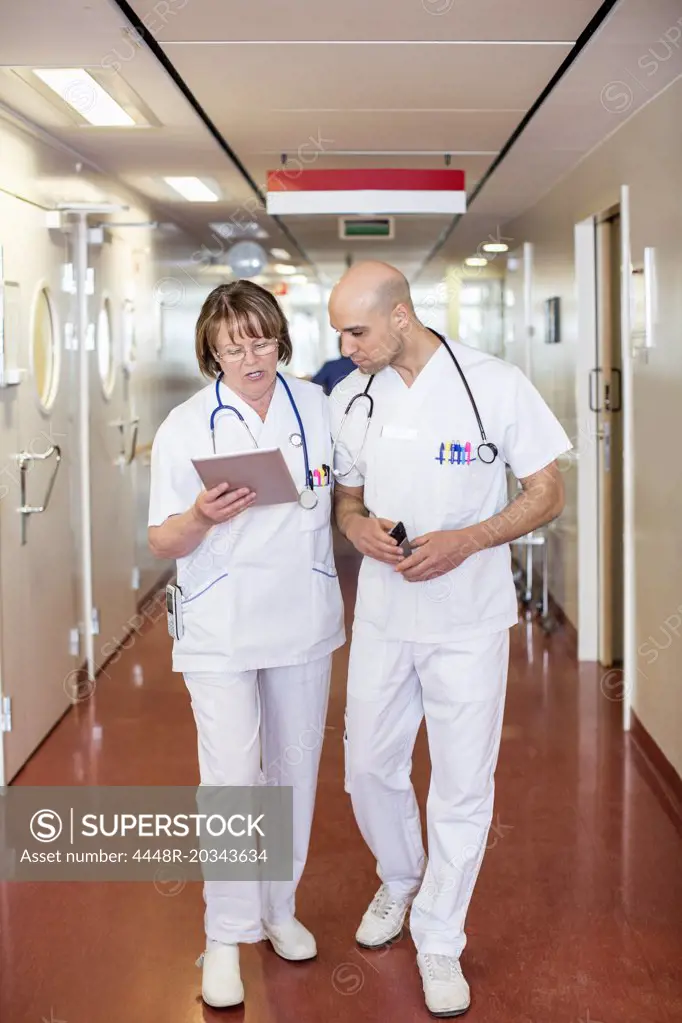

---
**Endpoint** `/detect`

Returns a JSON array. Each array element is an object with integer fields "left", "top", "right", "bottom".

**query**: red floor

[{"left": 2, "top": 552, "right": 681, "bottom": 1022}]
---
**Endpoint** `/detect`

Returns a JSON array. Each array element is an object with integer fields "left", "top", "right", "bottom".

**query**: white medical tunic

[
  {"left": 149, "top": 375, "right": 345, "bottom": 673},
  {"left": 329, "top": 339, "right": 572, "bottom": 644}
]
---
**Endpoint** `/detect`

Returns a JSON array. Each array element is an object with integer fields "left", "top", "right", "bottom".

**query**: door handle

[
  {"left": 16, "top": 444, "right": 62, "bottom": 545},
  {"left": 110, "top": 416, "right": 140, "bottom": 466},
  {"left": 589, "top": 368, "right": 603, "bottom": 412}
]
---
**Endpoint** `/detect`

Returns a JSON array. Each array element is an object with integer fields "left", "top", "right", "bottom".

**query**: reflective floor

[{"left": 2, "top": 551, "right": 681, "bottom": 1022}]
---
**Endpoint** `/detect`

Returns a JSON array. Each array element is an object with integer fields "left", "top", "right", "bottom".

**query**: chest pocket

[
  {"left": 435, "top": 439, "right": 500, "bottom": 529},
  {"left": 297, "top": 429, "right": 334, "bottom": 533},
  {"left": 299, "top": 484, "right": 332, "bottom": 532}
]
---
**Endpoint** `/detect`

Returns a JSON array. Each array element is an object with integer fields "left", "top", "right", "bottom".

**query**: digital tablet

[{"left": 191, "top": 448, "right": 299, "bottom": 507}]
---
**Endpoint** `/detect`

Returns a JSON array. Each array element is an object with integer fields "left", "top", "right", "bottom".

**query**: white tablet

[{"left": 191, "top": 448, "right": 299, "bottom": 507}]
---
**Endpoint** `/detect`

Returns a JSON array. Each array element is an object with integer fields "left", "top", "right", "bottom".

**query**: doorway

[{"left": 594, "top": 209, "right": 624, "bottom": 669}]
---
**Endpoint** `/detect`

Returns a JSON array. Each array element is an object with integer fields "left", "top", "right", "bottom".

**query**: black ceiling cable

[
  {"left": 415, "top": 0, "right": 623, "bottom": 279},
  {"left": 109, "top": 0, "right": 317, "bottom": 271}
]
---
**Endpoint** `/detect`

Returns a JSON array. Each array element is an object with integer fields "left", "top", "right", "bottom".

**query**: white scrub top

[
  {"left": 149, "top": 375, "right": 345, "bottom": 673},
  {"left": 329, "top": 339, "right": 572, "bottom": 644}
]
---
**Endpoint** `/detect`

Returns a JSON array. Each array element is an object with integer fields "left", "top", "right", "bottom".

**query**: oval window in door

[
  {"left": 97, "top": 297, "right": 116, "bottom": 398},
  {"left": 31, "top": 286, "right": 60, "bottom": 412}
]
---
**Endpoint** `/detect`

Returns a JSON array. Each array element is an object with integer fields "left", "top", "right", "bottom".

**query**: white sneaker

[
  {"left": 355, "top": 884, "right": 411, "bottom": 948},
  {"left": 196, "top": 944, "right": 244, "bottom": 1008},
  {"left": 264, "top": 917, "right": 317, "bottom": 961},
  {"left": 417, "top": 953, "right": 470, "bottom": 1017}
]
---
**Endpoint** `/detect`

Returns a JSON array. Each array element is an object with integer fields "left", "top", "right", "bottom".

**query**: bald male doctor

[{"left": 329, "top": 262, "right": 571, "bottom": 1017}]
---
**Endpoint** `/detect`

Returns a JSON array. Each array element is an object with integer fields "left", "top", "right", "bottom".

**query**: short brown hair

[{"left": 195, "top": 280, "right": 293, "bottom": 378}]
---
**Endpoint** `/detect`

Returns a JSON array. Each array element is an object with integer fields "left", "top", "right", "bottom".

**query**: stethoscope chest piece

[
  {"left": 299, "top": 488, "right": 319, "bottom": 510},
  {"left": 477, "top": 441, "right": 498, "bottom": 465},
  {"left": 289, "top": 432, "right": 303, "bottom": 448}
]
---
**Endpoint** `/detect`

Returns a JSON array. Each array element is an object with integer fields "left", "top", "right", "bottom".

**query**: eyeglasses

[{"left": 214, "top": 338, "right": 279, "bottom": 363}]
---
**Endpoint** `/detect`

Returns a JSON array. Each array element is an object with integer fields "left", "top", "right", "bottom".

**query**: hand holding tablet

[{"left": 191, "top": 448, "right": 300, "bottom": 508}]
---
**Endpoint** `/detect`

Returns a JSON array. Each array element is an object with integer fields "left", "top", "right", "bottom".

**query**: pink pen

[
  {"left": 313, "top": 469, "right": 322, "bottom": 487},
  {"left": 465, "top": 441, "right": 471, "bottom": 464}
]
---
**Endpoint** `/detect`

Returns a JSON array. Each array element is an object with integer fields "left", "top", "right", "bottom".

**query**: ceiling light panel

[
  {"left": 32, "top": 68, "right": 134, "bottom": 126},
  {"left": 164, "top": 176, "right": 220, "bottom": 201},
  {"left": 210, "top": 221, "right": 268, "bottom": 239}
]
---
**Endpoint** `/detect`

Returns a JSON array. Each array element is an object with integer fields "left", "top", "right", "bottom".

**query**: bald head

[
  {"left": 329, "top": 261, "right": 418, "bottom": 374},
  {"left": 331, "top": 260, "right": 414, "bottom": 316}
]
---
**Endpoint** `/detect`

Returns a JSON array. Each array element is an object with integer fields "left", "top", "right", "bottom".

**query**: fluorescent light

[
  {"left": 289, "top": 274, "right": 308, "bottom": 284},
  {"left": 164, "top": 177, "right": 219, "bottom": 202},
  {"left": 33, "top": 68, "right": 135, "bottom": 126},
  {"left": 270, "top": 248, "right": 291, "bottom": 259},
  {"left": 274, "top": 263, "right": 296, "bottom": 275},
  {"left": 210, "top": 221, "right": 267, "bottom": 239},
  {"left": 482, "top": 242, "right": 509, "bottom": 253},
  {"left": 465, "top": 257, "right": 488, "bottom": 267}
]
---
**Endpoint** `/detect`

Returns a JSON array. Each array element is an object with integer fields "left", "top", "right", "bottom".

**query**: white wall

[{"left": 503, "top": 75, "right": 682, "bottom": 776}]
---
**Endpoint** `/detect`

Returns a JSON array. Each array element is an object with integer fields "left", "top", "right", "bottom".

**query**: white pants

[
  {"left": 344, "top": 628, "right": 509, "bottom": 957},
  {"left": 184, "top": 654, "right": 332, "bottom": 945}
]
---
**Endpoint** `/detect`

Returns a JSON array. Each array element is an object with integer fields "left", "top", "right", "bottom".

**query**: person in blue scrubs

[{"left": 311, "top": 342, "right": 355, "bottom": 395}]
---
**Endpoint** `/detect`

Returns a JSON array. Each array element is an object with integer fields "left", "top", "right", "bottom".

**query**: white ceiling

[{"left": 0, "top": 0, "right": 680, "bottom": 286}]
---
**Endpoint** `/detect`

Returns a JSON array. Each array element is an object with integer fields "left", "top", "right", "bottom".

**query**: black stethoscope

[
  {"left": 210, "top": 372, "right": 319, "bottom": 509},
  {"left": 331, "top": 329, "right": 499, "bottom": 478}
]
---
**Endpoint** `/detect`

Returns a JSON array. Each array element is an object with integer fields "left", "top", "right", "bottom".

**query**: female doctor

[{"left": 148, "top": 281, "right": 345, "bottom": 1009}]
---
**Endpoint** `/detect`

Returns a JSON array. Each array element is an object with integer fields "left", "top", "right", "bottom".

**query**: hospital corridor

[{"left": 1, "top": 1, "right": 681, "bottom": 1021}]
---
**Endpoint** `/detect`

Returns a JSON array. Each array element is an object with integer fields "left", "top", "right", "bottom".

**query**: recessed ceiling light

[
  {"left": 270, "top": 248, "right": 291, "bottom": 260},
  {"left": 164, "top": 177, "right": 219, "bottom": 202},
  {"left": 482, "top": 242, "right": 509, "bottom": 253},
  {"left": 32, "top": 68, "right": 135, "bottom": 126},
  {"left": 210, "top": 221, "right": 268, "bottom": 240},
  {"left": 274, "top": 263, "right": 296, "bottom": 275},
  {"left": 464, "top": 257, "right": 488, "bottom": 267}
]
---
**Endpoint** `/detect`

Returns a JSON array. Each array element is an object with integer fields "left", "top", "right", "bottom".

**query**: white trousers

[
  {"left": 344, "top": 628, "right": 509, "bottom": 957},
  {"left": 184, "top": 654, "right": 332, "bottom": 945}
]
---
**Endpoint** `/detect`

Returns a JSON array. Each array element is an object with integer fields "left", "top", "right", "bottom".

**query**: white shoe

[
  {"left": 417, "top": 953, "right": 470, "bottom": 1017},
  {"left": 196, "top": 944, "right": 244, "bottom": 1008},
  {"left": 264, "top": 917, "right": 317, "bottom": 961},
  {"left": 355, "top": 884, "right": 411, "bottom": 948}
]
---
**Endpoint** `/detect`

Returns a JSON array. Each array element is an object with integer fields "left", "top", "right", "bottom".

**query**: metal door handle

[
  {"left": 589, "top": 368, "right": 603, "bottom": 412},
  {"left": 110, "top": 416, "right": 140, "bottom": 466},
  {"left": 16, "top": 444, "right": 62, "bottom": 544}
]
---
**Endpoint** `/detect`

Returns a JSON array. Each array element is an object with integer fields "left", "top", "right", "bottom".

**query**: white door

[
  {"left": 0, "top": 212, "right": 79, "bottom": 783},
  {"left": 87, "top": 230, "right": 138, "bottom": 669}
]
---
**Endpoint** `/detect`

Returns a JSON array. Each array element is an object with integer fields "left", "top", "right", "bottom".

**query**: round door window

[
  {"left": 97, "top": 298, "right": 116, "bottom": 398},
  {"left": 31, "top": 287, "right": 60, "bottom": 411}
]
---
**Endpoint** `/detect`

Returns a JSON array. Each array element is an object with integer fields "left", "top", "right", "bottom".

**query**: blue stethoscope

[{"left": 210, "top": 372, "right": 319, "bottom": 509}]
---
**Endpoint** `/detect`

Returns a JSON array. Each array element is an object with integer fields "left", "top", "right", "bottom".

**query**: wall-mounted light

[
  {"left": 464, "top": 257, "right": 488, "bottom": 268},
  {"left": 482, "top": 242, "right": 509, "bottom": 253},
  {"left": 643, "top": 246, "right": 658, "bottom": 351},
  {"left": 631, "top": 246, "right": 658, "bottom": 358}
]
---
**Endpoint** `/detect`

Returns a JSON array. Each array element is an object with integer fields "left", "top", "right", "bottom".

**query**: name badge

[{"left": 381, "top": 425, "right": 418, "bottom": 441}]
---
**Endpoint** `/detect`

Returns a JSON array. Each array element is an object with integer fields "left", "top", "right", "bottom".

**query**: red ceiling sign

[{"left": 266, "top": 168, "right": 466, "bottom": 215}]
